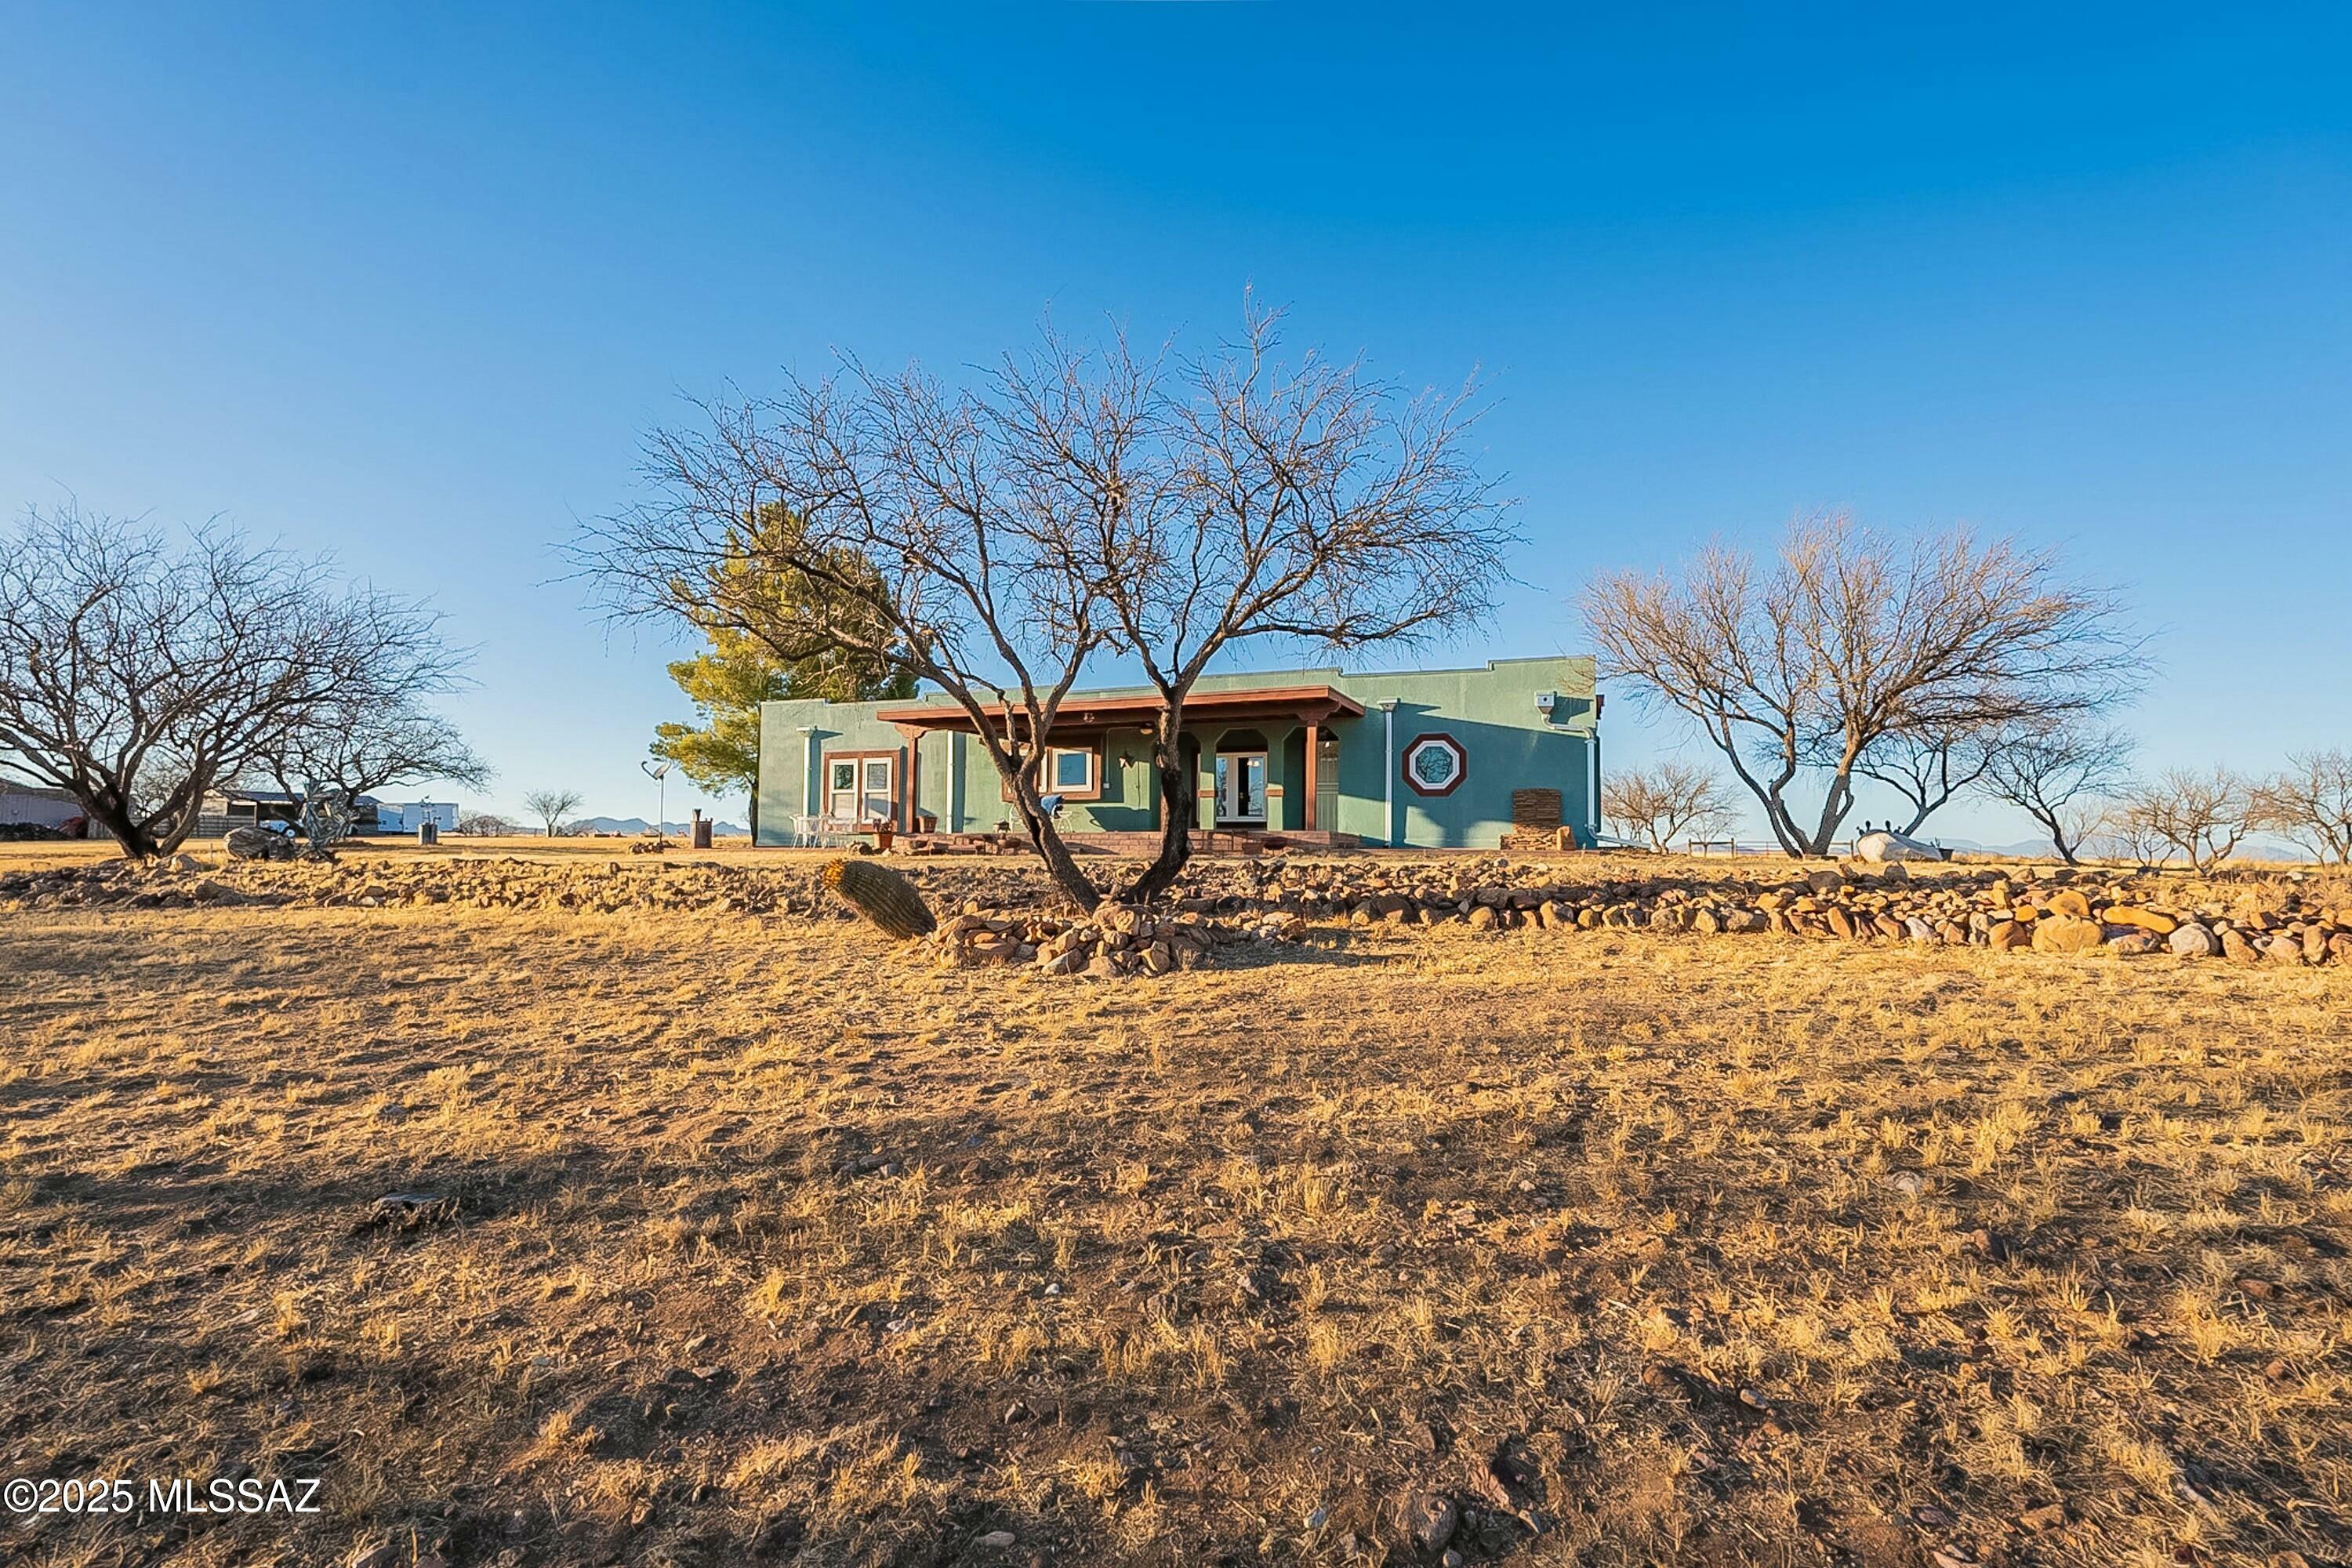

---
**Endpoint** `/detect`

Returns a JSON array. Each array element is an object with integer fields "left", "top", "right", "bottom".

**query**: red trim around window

[
  {"left": 1402, "top": 732, "right": 1469, "bottom": 797},
  {"left": 822, "top": 749, "right": 901, "bottom": 822}
]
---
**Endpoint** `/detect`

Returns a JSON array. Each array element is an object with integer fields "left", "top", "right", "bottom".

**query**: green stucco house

[{"left": 753, "top": 655, "right": 1599, "bottom": 850}]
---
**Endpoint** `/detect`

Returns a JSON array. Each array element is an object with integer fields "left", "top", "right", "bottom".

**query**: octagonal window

[{"left": 1403, "top": 733, "right": 1468, "bottom": 796}]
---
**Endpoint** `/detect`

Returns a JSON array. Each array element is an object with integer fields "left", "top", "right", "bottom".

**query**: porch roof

[{"left": 875, "top": 684, "right": 1364, "bottom": 735}]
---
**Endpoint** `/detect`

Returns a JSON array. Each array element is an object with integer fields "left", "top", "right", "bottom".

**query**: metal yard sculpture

[{"left": 224, "top": 779, "right": 358, "bottom": 862}]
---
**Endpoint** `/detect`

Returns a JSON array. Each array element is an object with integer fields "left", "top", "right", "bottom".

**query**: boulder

[
  {"left": 2047, "top": 889, "right": 2093, "bottom": 920},
  {"left": 2167, "top": 922, "right": 2220, "bottom": 958},
  {"left": 2105, "top": 905, "right": 2178, "bottom": 936},
  {"left": 224, "top": 825, "right": 294, "bottom": 861},
  {"left": 2031, "top": 914, "right": 2106, "bottom": 953}
]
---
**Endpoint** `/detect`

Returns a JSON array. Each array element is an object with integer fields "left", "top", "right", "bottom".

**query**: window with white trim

[{"left": 1047, "top": 746, "right": 1096, "bottom": 794}]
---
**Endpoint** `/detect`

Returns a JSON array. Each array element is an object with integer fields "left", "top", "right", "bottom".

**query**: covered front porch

[{"left": 873, "top": 684, "right": 1366, "bottom": 837}]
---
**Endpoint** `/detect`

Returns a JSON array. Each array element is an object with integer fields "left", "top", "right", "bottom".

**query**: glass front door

[{"left": 1214, "top": 752, "right": 1267, "bottom": 822}]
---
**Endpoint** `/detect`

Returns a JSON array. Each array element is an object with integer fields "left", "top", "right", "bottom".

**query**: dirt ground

[{"left": 1, "top": 845, "right": 2346, "bottom": 1568}]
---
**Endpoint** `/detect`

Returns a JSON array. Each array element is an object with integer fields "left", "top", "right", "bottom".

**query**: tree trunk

[
  {"left": 2038, "top": 807, "right": 2082, "bottom": 866},
  {"left": 1803, "top": 768, "right": 1857, "bottom": 856},
  {"left": 1759, "top": 786, "right": 1809, "bottom": 858},
  {"left": 1124, "top": 720, "right": 1194, "bottom": 902},
  {"left": 1000, "top": 765, "right": 1100, "bottom": 913},
  {"left": 151, "top": 789, "right": 205, "bottom": 854},
  {"left": 80, "top": 794, "right": 162, "bottom": 858}
]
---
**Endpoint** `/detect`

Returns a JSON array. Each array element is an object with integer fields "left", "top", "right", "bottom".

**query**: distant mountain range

[
  {"left": 1933, "top": 836, "right": 2073, "bottom": 858},
  {"left": 566, "top": 816, "right": 749, "bottom": 837}
]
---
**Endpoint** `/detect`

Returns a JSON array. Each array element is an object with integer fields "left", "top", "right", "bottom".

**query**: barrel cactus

[{"left": 821, "top": 858, "right": 935, "bottom": 938}]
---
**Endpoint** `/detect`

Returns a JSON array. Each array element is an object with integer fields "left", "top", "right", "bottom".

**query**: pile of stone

[
  {"left": 0, "top": 854, "right": 1054, "bottom": 922},
  {"left": 922, "top": 900, "right": 1304, "bottom": 978},
  {"left": 0, "top": 855, "right": 245, "bottom": 911},
  {"left": 1164, "top": 855, "right": 2352, "bottom": 967},
  {"left": 9, "top": 846, "right": 2347, "bottom": 971}
]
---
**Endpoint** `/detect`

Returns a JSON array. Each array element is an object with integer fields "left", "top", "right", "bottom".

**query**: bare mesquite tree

[
  {"left": 1015, "top": 304, "right": 1512, "bottom": 898},
  {"left": 2116, "top": 766, "right": 2256, "bottom": 872},
  {"left": 1978, "top": 721, "right": 2134, "bottom": 865},
  {"left": 2253, "top": 749, "right": 2352, "bottom": 866},
  {"left": 577, "top": 305, "right": 1512, "bottom": 910},
  {"left": 0, "top": 503, "right": 466, "bottom": 857},
  {"left": 1601, "top": 760, "right": 1736, "bottom": 851},
  {"left": 579, "top": 354, "right": 1107, "bottom": 909},
  {"left": 523, "top": 789, "right": 584, "bottom": 838},
  {"left": 1581, "top": 513, "right": 2142, "bottom": 857}
]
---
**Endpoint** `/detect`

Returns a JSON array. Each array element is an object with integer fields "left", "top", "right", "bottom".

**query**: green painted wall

[{"left": 754, "top": 655, "right": 1598, "bottom": 849}]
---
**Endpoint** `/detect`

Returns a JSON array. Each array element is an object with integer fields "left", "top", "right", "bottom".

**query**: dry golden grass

[{"left": 1, "top": 849, "right": 2346, "bottom": 1568}]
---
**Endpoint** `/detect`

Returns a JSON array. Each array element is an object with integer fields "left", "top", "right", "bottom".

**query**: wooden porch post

[
  {"left": 1302, "top": 720, "right": 1320, "bottom": 832},
  {"left": 895, "top": 724, "right": 923, "bottom": 833}
]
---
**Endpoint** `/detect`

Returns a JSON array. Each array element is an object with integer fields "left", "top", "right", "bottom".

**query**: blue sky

[{"left": 4, "top": 4, "right": 2346, "bottom": 838}]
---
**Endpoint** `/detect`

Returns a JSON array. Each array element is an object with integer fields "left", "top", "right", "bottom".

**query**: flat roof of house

[
  {"left": 877, "top": 683, "right": 1366, "bottom": 732},
  {"left": 858, "top": 655, "right": 1588, "bottom": 720}
]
